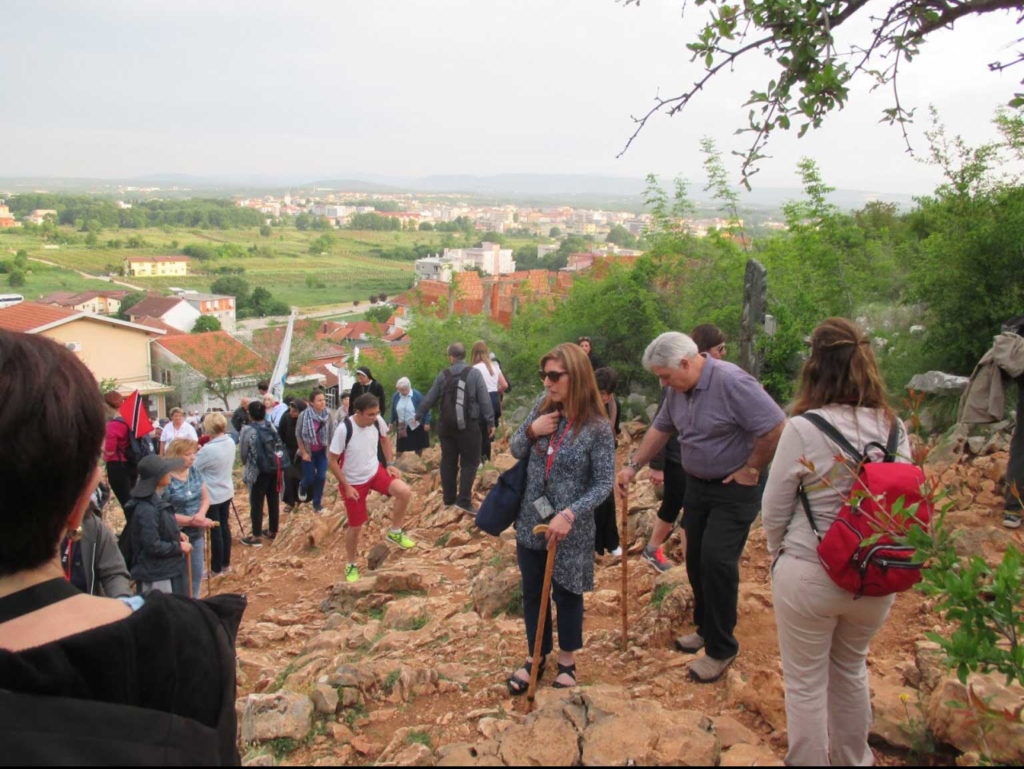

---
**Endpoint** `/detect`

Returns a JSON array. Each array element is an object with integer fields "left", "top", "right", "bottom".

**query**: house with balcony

[{"left": 124, "top": 255, "right": 190, "bottom": 278}]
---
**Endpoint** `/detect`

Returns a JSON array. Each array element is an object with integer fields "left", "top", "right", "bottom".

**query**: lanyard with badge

[{"left": 534, "top": 416, "right": 572, "bottom": 521}]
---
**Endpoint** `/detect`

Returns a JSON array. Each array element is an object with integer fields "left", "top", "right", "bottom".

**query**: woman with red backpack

[{"left": 762, "top": 318, "right": 913, "bottom": 766}]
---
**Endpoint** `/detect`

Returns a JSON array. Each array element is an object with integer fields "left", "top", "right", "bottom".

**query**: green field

[{"left": 1, "top": 225, "right": 492, "bottom": 309}]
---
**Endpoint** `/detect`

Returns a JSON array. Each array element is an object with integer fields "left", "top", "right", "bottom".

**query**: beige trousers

[{"left": 772, "top": 555, "right": 894, "bottom": 767}]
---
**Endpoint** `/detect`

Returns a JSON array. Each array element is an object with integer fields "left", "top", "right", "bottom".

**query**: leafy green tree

[
  {"left": 259, "top": 225, "right": 272, "bottom": 237},
  {"left": 182, "top": 244, "right": 217, "bottom": 261},
  {"left": 295, "top": 213, "right": 312, "bottom": 231},
  {"left": 84, "top": 232, "right": 98, "bottom": 247},
  {"left": 549, "top": 227, "right": 561, "bottom": 238},
  {"left": 309, "top": 232, "right": 337, "bottom": 254},
  {"left": 13, "top": 251, "right": 28, "bottom": 270},
  {"left": 605, "top": 224, "right": 637, "bottom": 249},
  {"left": 192, "top": 315, "right": 222, "bottom": 333},
  {"left": 419, "top": 222, "right": 435, "bottom": 231},
  {"left": 8, "top": 270, "right": 25, "bottom": 288},
  {"left": 310, "top": 216, "right": 332, "bottom": 231},
  {"left": 365, "top": 304, "right": 392, "bottom": 324},
  {"left": 210, "top": 277, "right": 251, "bottom": 308},
  {"left": 619, "top": 0, "right": 1023, "bottom": 186},
  {"left": 117, "top": 291, "right": 147, "bottom": 320}
]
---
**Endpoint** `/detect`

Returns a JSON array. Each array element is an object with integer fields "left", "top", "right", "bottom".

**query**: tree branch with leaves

[{"left": 619, "top": 0, "right": 1024, "bottom": 187}]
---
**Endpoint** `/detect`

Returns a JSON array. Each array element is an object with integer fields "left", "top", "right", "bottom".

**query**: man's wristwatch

[{"left": 626, "top": 459, "right": 642, "bottom": 471}]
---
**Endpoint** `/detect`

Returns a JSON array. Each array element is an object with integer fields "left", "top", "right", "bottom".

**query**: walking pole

[
  {"left": 619, "top": 485, "right": 630, "bottom": 652},
  {"left": 231, "top": 499, "right": 248, "bottom": 538},
  {"left": 205, "top": 526, "right": 213, "bottom": 598},
  {"left": 186, "top": 549, "right": 193, "bottom": 599},
  {"left": 526, "top": 523, "right": 558, "bottom": 713}
]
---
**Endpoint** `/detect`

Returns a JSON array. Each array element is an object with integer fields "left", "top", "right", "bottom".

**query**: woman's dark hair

[
  {"left": 792, "top": 318, "right": 894, "bottom": 421},
  {"left": 0, "top": 331, "right": 106, "bottom": 576},
  {"left": 309, "top": 387, "right": 326, "bottom": 402},
  {"left": 690, "top": 324, "right": 726, "bottom": 354},
  {"left": 353, "top": 393, "right": 380, "bottom": 413},
  {"left": 594, "top": 366, "right": 619, "bottom": 394},
  {"left": 248, "top": 400, "right": 267, "bottom": 421},
  {"left": 291, "top": 398, "right": 308, "bottom": 412}
]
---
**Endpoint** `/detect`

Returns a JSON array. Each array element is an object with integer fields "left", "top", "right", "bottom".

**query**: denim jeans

[
  {"left": 188, "top": 535, "right": 204, "bottom": 598},
  {"left": 301, "top": 449, "right": 328, "bottom": 510}
]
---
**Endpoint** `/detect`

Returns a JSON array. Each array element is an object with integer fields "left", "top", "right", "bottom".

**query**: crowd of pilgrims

[{"left": 0, "top": 320, "right": 921, "bottom": 766}]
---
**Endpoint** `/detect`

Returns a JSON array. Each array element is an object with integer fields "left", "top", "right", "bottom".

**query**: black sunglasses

[{"left": 538, "top": 370, "right": 568, "bottom": 383}]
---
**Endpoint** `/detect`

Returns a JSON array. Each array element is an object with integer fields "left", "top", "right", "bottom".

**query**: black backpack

[
  {"left": 252, "top": 422, "right": 291, "bottom": 474},
  {"left": 341, "top": 416, "right": 383, "bottom": 447},
  {"left": 439, "top": 367, "right": 474, "bottom": 433},
  {"left": 117, "top": 417, "right": 154, "bottom": 465}
]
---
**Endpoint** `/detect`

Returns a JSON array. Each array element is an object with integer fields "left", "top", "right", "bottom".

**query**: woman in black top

[{"left": 0, "top": 330, "right": 245, "bottom": 765}]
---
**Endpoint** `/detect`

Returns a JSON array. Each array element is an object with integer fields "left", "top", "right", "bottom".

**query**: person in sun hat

[{"left": 126, "top": 454, "right": 192, "bottom": 597}]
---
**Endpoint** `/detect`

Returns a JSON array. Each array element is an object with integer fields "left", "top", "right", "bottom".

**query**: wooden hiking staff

[
  {"left": 186, "top": 547, "right": 193, "bottom": 599},
  {"left": 526, "top": 523, "right": 558, "bottom": 712},
  {"left": 619, "top": 484, "right": 629, "bottom": 652},
  {"left": 205, "top": 527, "right": 212, "bottom": 598}
]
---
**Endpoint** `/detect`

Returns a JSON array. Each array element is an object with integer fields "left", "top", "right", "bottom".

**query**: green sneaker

[
  {"left": 345, "top": 564, "right": 360, "bottom": 583},
  {"left": 387, "top": 530, "right": 416, "bottom": 550}
]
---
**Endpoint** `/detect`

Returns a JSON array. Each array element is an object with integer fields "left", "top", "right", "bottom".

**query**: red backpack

[{"left": 797, "top": 413, "right": 931, "bottom": 598}]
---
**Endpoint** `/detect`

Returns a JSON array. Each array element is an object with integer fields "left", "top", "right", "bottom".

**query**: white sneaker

[{"left": 610, "top": 547, "right": 623, "bottom": 557}]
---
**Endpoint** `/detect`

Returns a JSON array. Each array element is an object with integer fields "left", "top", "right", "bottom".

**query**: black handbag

[{"left": 475, "top": 457, "right": 529, "bottom": 536}]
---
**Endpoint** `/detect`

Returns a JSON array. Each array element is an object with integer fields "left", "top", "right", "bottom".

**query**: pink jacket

[{"left": 104, "top": 418, "right": 130, "bottom": 463}]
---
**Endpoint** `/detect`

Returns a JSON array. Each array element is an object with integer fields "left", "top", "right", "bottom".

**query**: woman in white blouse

[
  {"left": 159, "top": 407, "right": 198, "bottom": 456},
  {"left": 761, "top": 318, "right": 911, "bottom": 767},
  {"left": 471, "top": 341, "right": 508, "bottom": 461}
]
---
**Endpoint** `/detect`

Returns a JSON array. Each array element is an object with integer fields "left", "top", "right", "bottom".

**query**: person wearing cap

[
  {"left": 351, "top": 367, "right": 387, "bottom": 415},
  {"left": 102, "top": 390, "right": 136, "bottom": 511},
  {"left": 126, "top": 454, "right": 193, "bottom": 596}
]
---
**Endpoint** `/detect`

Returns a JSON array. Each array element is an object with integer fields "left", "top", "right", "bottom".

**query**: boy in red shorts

[{"left": 328, "top": 393, "right": 415, "bottom": 583}]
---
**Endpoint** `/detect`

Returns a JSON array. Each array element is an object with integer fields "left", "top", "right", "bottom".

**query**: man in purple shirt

[{"left": 617, "top": 331, "right": 785, "bottom": 683}]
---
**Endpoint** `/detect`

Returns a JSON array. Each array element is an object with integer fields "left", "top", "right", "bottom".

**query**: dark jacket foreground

[{"left": 0, "top": 592, "right": 247, "bottom": 765}]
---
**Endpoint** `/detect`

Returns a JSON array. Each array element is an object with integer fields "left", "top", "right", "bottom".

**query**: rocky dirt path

[{"left": 211, "top": 428, "right": 1022, "bottom": 767}]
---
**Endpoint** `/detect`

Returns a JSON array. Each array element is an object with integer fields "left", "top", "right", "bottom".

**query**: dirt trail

[{"left": 194, "top": 430, "right": 1016, "bottom": 767}]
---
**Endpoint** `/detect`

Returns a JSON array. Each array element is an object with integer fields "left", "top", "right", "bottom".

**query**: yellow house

[
  {"left": 0, "top": 302, "right": 176, "bottom": 418},
  {"left": 124, "top": 255, "right": 190, "bottom": 278}
]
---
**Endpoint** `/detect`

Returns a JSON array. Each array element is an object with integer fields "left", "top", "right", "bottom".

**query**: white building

[{"left": 442, "top": 242, "right": 515, "bottom": 276}]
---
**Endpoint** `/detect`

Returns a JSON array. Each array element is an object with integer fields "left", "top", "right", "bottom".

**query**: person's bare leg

[
  {"left": 388, "top": 480, "right": 411, "bottom": 531},
  {"left": 345, "top": 526, "right": 361, "bottom": 564},
  {"left": 648, "top": 519, "right": 674, "bottom": 550}
]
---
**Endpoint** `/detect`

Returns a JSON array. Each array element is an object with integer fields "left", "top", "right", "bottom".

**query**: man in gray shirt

[
  {"left": 617, "top": 331, "right": 785, "bottom": 683},
  {"left": 416, "top": 342, "right": 495, "bottom": 514}
]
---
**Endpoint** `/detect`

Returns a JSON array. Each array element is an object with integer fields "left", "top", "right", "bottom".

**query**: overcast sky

[{"left": 1, "top": 0, "right": 1020, "bottom": 193}]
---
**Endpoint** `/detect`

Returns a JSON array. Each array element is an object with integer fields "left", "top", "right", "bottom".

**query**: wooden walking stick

[
  {"left": 619, "top": 484, "right": 629, "bottom": 652},
  {"left": 526, "top": 523, "right": 558, "bottom": 712},
  {"left": 186, "top": 548, "right": 193, "bottom": 599},
  {"left": 204, "top": 527, "right": 212, "bottom": 598}
]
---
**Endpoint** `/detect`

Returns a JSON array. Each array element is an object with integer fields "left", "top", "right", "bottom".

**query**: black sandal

[
  {"left": 552, "top": 663, "right": 577, "bottom": 689},
  {"left": 506, "top": 659, "right": 545, "bottom": 696}
]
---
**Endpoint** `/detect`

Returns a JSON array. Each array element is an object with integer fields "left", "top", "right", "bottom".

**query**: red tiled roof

[
  {"left": 125, "top": 256, "right": 191, "bottom": 263},
  {"left": 155, "top": 331, "right": 266, "bottom": 378},
  {"left": 0, "top": 302, "right": 79, "bottom": 333},
  {"left": 127, "top": 296, "right": 188, "bottom": 319},
  {"left": 38, "top": 291, "right": 79, "bottom": 305},
  {"left": 133, "top": 316, "right": 185, "bottom": 335}
]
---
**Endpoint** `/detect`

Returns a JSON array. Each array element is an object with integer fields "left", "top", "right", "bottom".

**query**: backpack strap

[
  {"left": 342, "top": 417, "right": 382, "bottom": 451},
  {"left": 797, "top": 486, "right": 824, "bottom": 543},
  {"left": 884, "top": 420, "right": 902, "bottom": 462},
  {"left": 797, "top": 413, "right": 865, "bottom": 465}
]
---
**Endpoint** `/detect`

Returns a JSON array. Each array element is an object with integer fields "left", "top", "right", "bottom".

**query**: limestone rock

[
  {"left": 907, "top": 371, "right": 970, "bottom": 394},
  {"left": 393, "top": 743, "right": 435, "bottom": 767},
  {"left": 376, "top": 569, "right": 427, "bottom": 594},
  {"left": 326, "top": 722, "right": 354, "bottom": 744},
  {"left": 478, "top": 468, "right": 500, "bottom": 491},
  {"left": 320, "top": 577, "right": 377, "bottom": 614},
  {"left": 928, "top": 674, "right": 1024, "bottom": 764},
  {"left": 384, "top": 597, "right": 429, "bottom": 631},
  {"left": 368, "top": 542, "right": 391, "bottom": 571},
  {"left": 915, "top": 640, "right": 945, "bottom": 694},
  {"left": 311, "top": 683, "right": 339, "bottom": 715},
  {"left": 868, "top": 675, "right": 916, "bottom": 750},
  {"left": 396, "top": 454, "right": 428, "bottom": 475},
  {"left": 719, "top": 743, "right": 785, "bottom": 766},
  {"left": 712, "top": 715, "right": 760, "bottom": 748},
  {"left": 436, "top": 742, "right": 504, "bottom": 767},
  {"left": 243, "top": 755, "right": 276, "bottom": 767},
  {"left": 498, "top": 711, "right": 581, "bottom": 766},
  {"left": 238, "top": 691, "right": 314, "bottom": 744},
  {"left": 728, "top": 670, "right": 786, "bottom": 732},
  {"left": 471, "top": 566, "right": 521, "bottom": 618}
]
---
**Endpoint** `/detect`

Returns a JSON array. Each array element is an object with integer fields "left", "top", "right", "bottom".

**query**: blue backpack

[{"left": 475, "top": 458, "right": 529, "bottom": 536}]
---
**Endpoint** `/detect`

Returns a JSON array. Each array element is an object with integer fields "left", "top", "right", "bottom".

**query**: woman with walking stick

[{"left": 505, "top": 343, "right": 615, "bottom": 694}]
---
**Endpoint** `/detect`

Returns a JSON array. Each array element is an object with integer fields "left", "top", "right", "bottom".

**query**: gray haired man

[
  {"left": 416, "top": 342, "right": 495, "bottom": 514},
  {"left": 617, "top": 331, "right": 785, "bottom": 683}
]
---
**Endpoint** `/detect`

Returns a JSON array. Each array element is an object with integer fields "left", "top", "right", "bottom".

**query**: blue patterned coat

[{"left": 511, "top": 396, "right": 616, "bottom": 594}]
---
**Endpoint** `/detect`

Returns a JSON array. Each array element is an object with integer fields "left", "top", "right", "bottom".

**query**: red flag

[{"left": 119, "top": 390, "right": 154, "bottom": 439}]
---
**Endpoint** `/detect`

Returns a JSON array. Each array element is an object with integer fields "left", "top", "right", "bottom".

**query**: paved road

[{"left": 234, "top": 303, "right": 365, "bottom": 337}]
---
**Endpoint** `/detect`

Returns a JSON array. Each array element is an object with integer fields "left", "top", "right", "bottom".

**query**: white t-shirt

[
  {"left": 473, "top": 361, "right": 503, "bottom": 394},
  {"left": 329, "top": 415, "right": 389, "bottom": 485},
  {"left": 161, "top": 421, "right": 198, "bottom": 446}
]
